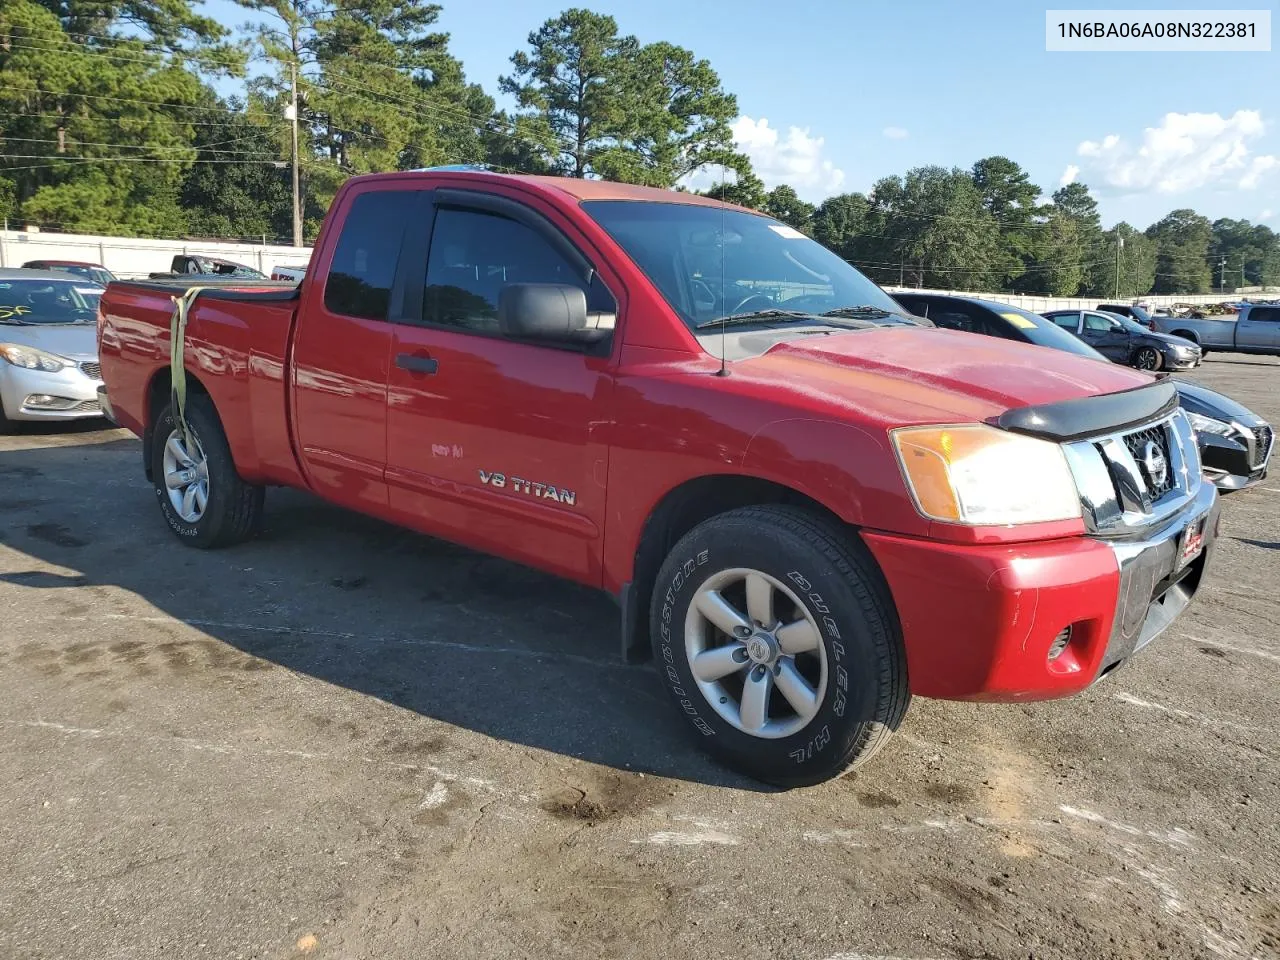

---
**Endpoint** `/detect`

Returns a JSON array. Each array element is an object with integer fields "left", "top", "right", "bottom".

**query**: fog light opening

[{"left": 1048, "top": 625, "right": 1073, "bottom": 662}]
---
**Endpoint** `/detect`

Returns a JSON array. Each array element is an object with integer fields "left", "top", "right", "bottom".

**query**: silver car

[{"left": 0, "top": 268, "right": 105, "bottom": 428}]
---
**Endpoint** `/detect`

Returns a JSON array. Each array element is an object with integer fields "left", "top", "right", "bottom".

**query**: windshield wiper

[{"left": 694, "top": 309, "right": 813, "bottom": 330}]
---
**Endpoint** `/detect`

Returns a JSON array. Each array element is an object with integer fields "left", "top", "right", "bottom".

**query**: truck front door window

[{"left": 423, "top": 208, "right": 611, "bottom": 334}]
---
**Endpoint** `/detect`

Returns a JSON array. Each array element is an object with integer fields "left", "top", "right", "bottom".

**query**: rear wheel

[
  {"left": 649, "top": 505, "right": 909, "bottom": 787},
  {"left": 150, "top": 395, "right": 263, "bottom": 548},
  {"left": 1133, "top": 346, "right": 1162, "bottom": 371}
]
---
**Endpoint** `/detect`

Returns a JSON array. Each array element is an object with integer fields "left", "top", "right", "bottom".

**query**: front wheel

[
  {"left": 1133, "top": 346, "right": 1162, "bottom": 371},
  {"left": 650, "top": 505, "right": 909, "bottom": 787},
  {"left": 151, "top": 395, "right": 264, "bottom": 548}
]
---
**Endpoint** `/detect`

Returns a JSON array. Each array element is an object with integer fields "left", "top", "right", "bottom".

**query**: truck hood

[
  {"left": 0, "top": 322, "right": 98, "bottom": 362},
  {"left": 740, "top": 326, "right": 1152, "bottom": 426}
]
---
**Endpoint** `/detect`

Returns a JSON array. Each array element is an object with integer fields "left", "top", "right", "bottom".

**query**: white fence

[
  {"left": 0, "top": 229, "right": 312, "bottom": 280},
  {"left": 881, "top": 286, "right": 1260, "bottom": 313}
]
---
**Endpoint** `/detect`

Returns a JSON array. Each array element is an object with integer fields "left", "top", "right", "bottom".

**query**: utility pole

[
  {"left": 288, "top": 59, "right": 302, "bottom": 248},
  {"left": 1114, "top": 235, "right": 1124, "bottom": 298},
  {"left": 1218, "top": 256, "right": 1227, "bottom": 292}
]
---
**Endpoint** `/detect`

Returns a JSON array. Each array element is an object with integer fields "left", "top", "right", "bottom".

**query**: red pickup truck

[{"left": 97, "top": 170, "right": 1220, "bottom": 786}]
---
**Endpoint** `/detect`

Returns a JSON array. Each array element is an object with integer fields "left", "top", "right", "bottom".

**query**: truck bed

[{"left": 99, "top": 279, "right": 305, "bottom": 488}]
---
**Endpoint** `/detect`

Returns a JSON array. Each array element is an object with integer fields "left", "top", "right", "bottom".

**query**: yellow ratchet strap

[{"left": 168, "top": 285, "right": 211, "bottom": 444}]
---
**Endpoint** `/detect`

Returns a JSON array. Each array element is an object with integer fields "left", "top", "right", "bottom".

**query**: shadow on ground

[{"left": 0, "top": 429, "right": 767, "bottom": 791}]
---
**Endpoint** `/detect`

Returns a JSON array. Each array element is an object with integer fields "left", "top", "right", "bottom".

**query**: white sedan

[{"left": 0, "top": 269, "right": 105, "bottom": 429}]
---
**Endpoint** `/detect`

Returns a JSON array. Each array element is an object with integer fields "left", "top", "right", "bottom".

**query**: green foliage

[
  {"left": 762, "top": 186, "right": 814, "bottom": 234},
  {"left": 0, "top": 0, "right": 240, "bottom": 234},
  {"left": 1147, "top": 209, "right": 1213, "bottom": 294},
  {"left": 811, "top": 192, "right": 870, "bottom": 258},
  {"left": 971, "top": 156, "right": 1041, "bottom": 288},
  {"left": 2, "top": 0, "right": 1277, "bottom": 300},
  {"left": 500, "top": 9, "right": 737, "bottom": 187},
  {"left": 1210, "top": 218, "right": 1280, "bottom": 289},
  {"left": 864, "top": 166, "right": 1002, "bottom": 290},
  {"left": 1085, "top": 222, "right": 1156, "bottom": 298},
  {"left": 698, "top": 161, "right": 765, "bottom": 209},
  {"left": 179, "top": 99, "right": 293, "bottom": 240}
]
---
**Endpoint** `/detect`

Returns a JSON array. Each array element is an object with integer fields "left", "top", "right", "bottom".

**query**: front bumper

[
  {"left": 1167, "top": 352, "right": 1202, "bottom": 370},
  {"left": 1199, "top": 426, "right": 1273, "bottom": 492},
  {"left": 863, "top": 479, "right": 1220, "bottom": 702},
  {"left": 0, "top": 364, "right": 103, "bottom": 421}
]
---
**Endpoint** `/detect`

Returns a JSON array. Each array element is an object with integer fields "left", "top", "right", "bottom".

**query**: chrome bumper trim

[{"left": 1097, "top": 480, "right": 1220, "bottom": 675}]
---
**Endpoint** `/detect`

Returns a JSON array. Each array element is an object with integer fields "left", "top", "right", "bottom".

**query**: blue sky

[{"left": 206, "top": 0, "right": 1279, "bottom": 229}]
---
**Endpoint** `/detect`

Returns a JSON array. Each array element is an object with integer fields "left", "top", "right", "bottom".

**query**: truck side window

[
  {"left": 324, "top": 190, "right": 413, "bottom": 320},
  {"left": 423, "top": 207, "right": 612, "bottom": 334},
  {"left": 1250, "top": 307, "right": 1280, "bottom": 323}
]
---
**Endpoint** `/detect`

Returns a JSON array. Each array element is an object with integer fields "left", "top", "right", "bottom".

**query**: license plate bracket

[{"left": 1176, "top": 516, "right": 1207, "bottom": 571}]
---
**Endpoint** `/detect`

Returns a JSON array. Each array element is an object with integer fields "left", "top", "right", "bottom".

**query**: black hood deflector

[{"left": 996, "top": 380, "right": 1178, "bottom": 442}]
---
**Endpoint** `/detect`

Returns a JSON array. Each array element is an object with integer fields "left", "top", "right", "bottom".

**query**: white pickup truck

[{"left": 1152, "top": 302, "right": 1280, "bottom": 356}]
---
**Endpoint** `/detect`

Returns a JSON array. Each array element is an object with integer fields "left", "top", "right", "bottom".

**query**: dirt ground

[{"left": 1, "top": 355, "right": 1278, "bottom": 960}]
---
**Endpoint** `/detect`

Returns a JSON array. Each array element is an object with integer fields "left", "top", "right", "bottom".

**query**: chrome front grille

[
  {"left": 79, "top": 361, "right": 102, "bottom": 380},
  {"left": 1062, "top": 410, "right": 1200, "bottom": 535},
  {"left": 1123, "top": 424, "right": 1175, "bottom": 499},
  {"left": 1252, "top": 425, "right": 1274, "bottom": 470}
]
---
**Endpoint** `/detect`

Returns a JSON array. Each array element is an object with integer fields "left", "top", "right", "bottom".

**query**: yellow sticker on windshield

[
  {"left": 0, "top": 305, "right": 31, "bottom": 320},
  {"left": 1001, "top": 311, "right": 1036, "bottom": 329}
]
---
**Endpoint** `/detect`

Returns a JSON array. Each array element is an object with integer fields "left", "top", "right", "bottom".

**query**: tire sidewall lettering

[{"left": 658, "top": 551, "right": 857, "bottom": 762}]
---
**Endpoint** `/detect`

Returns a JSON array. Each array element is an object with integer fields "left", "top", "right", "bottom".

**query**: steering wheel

[
  {"left": 689, "top": 278, "right": 718, "bottom": 311},
  {"left": 729, "top": 293, "right": 776, "bottom": 314}
]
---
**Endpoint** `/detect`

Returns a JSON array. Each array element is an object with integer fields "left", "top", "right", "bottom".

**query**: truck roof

[{"left": 348, "top": 169, "right": 759, "bottom": 214}]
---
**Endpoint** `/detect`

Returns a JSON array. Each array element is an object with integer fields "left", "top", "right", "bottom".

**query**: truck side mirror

[{"left": 498, "top": 283, "right": 612, "bottom": 345}]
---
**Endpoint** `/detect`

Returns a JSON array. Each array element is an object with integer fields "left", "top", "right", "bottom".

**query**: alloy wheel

[
  {"left": 684, "top": 568, "right": 829, "bottom": 739},
  {"left": 161, "top": 428, "right": 210, "bottom": 523}
]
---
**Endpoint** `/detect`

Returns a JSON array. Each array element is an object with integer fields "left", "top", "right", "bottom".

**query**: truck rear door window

[
  {"left": 324, "top": 190, "right": 414, "bottom": 320},
  {"left": 422, "top": 207, "right": 610, "bottom": 333},
  {"left": 1250, "top": 307, "right": 1280, "bottom": 323}
]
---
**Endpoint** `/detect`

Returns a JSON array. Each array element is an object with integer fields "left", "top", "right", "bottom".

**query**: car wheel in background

[
  {"left": 1134, "top": 346, "right": 1162, "bottom": 371},
  {"left": 649, "top": 505, "right": 909, "bottom": 787}
]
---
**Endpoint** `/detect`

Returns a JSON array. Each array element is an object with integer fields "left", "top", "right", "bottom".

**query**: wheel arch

[
  {"left": 619, "top": 474, "right": 850, "bottom": 663},
  {"left": 1169, "top": 329, "right": 1200, "bottom": 345},
  {"left": 141, "top": 366, "right": 214, "bottom": 482}
]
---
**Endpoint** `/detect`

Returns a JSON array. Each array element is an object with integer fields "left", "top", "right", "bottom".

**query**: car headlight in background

[
  {"left": 1186, "top": 411, "right": 1237, "bottom": 439},
  {"left": 891, "top": 424, "right": 1081, "bottom": 525},
  {"left": 0, "top": 343, "right": 72, "bottom": 373}
]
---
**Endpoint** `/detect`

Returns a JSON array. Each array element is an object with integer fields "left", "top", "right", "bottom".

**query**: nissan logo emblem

[{"left": 1141, "top": 439, "right": 1168, "bottom": 489}]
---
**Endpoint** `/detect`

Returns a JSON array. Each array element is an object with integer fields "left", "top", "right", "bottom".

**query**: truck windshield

[{"left": 582, "top": 200, "right": 910, "bottom": 331}]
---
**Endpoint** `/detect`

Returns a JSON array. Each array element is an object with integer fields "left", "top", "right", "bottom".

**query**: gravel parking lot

[{"left": 1, "top": 355, "right": 1278, "bottom": 960}]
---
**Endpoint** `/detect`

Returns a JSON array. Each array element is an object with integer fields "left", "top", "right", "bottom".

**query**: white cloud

[
  {"left": 683, "top": 115, "right": 845, "bottom": 201},
  {"left": 1241, "top": 155, "right": 1279, "bottom": 189},
  {"left": 1071, "top": 110, "right": 1279, "bottom": 194},
  {"left": 1059, "top": 164, "right": 1080, "bottom": 187},
  {"left": 1262, "top": 208, "right": 1275, "bottom": 220},
  {"left": 882, "top": 126, "right": 909, "bottom": 140}
]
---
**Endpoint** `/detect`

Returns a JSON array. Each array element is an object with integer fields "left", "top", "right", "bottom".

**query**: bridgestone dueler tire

[
  {"left": 151, "top": 396, "right": 264, "bottom": 549},
  {"left": 649, "top": 505, "right": 910, "bottom": 787}
]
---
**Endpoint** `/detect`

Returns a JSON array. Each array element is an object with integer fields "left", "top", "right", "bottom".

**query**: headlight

[
  {"left": 0, "top": 343, "right": 71, "bottom": 372},
  {"left": 1186, "top": 411, "right": 1236, "bottom": 438},
  {"left": 891, "top": 424, "right": 1081, "bottom": 525}
]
